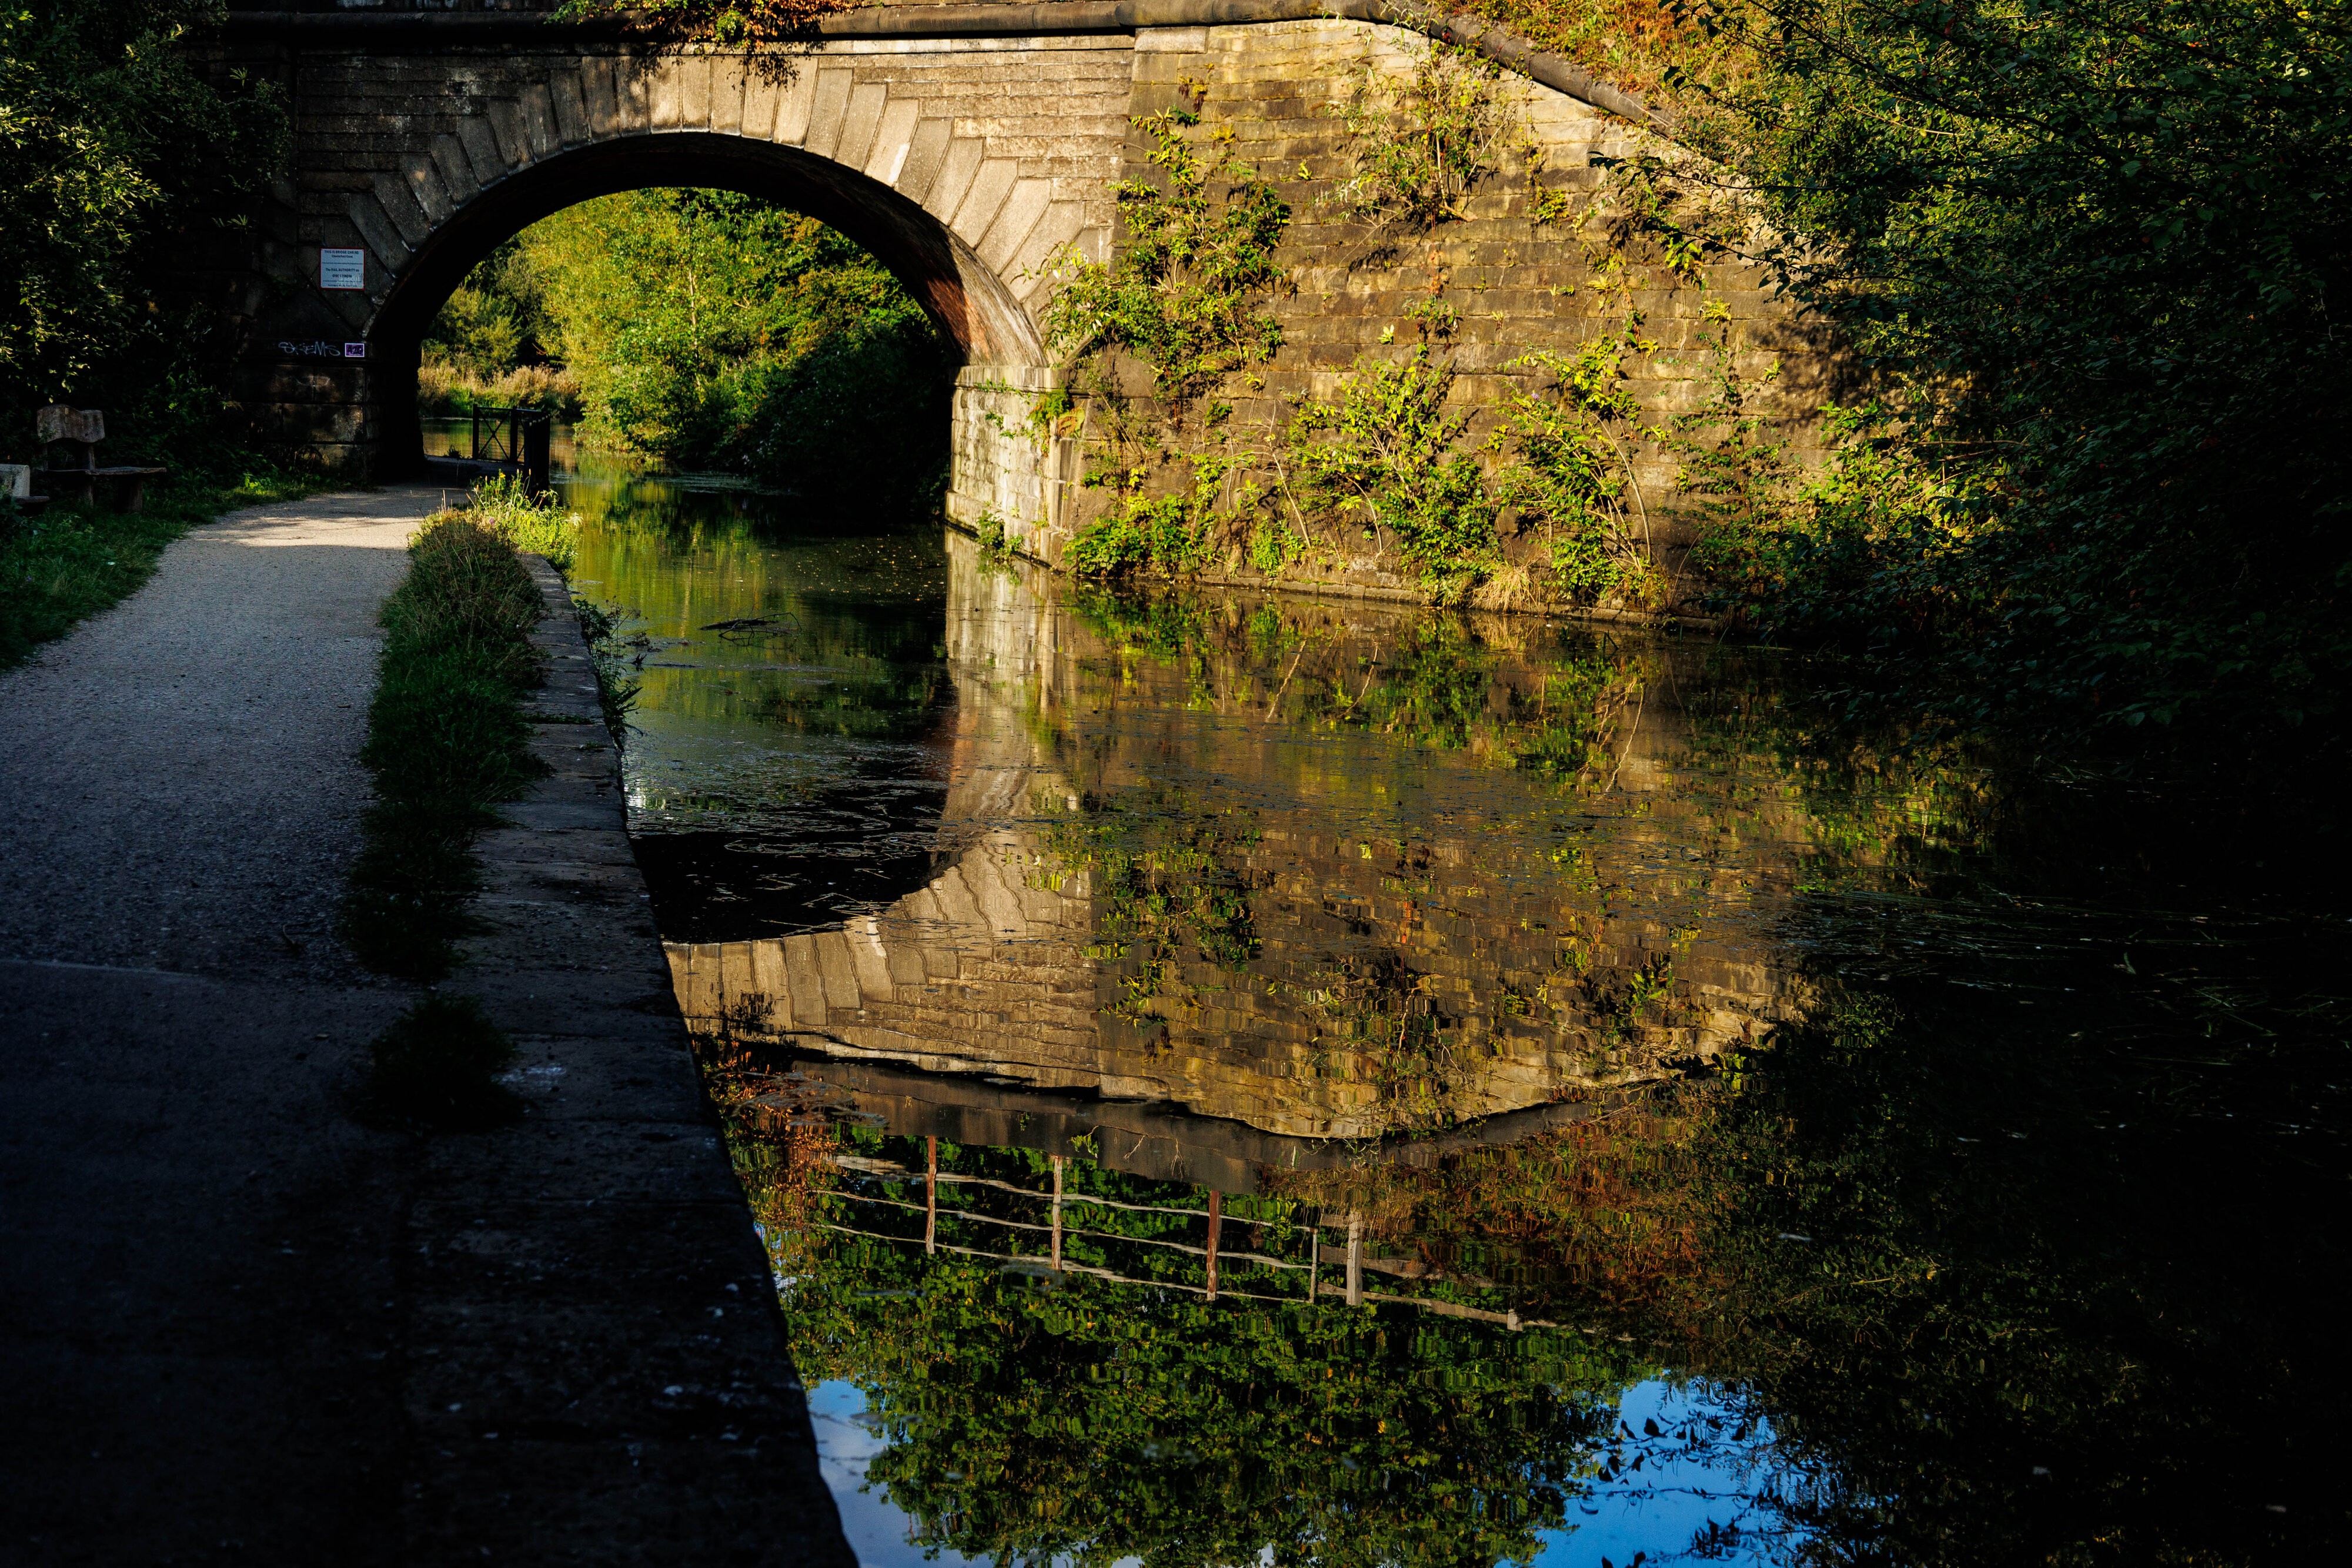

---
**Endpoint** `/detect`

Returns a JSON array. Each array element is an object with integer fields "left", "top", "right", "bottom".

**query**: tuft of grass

[
  {"left": 341, "top": 513, "right": 550, "bottom": 978},
  {"left": 467, "top": 473, "right": 580, "bottom": 571},
  {"left": 360, "top": 994, "right": 522, "bottom": 1129},
  {"left": 572, "top": 596, "right": 643, "bottom": 745},
  {"left": 0, "top": 463, "right": 336, "bottom": 670}
]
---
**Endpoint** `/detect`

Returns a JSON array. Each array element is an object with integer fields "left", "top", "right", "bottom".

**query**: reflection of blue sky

[
  {"left": 808, "top": 1380, "right": 988, "bottom": 1568},
  {"left": 1532, "top": 1380, "right": 1790, "bottom": 1568},
  {"left": 808, "top": 1378, "right": 1794, "bottom": 1568}
]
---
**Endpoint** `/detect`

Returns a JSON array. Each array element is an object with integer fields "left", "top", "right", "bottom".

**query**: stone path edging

[{"left": 395, "top": 554, "right": 851, "bottom": 1563}]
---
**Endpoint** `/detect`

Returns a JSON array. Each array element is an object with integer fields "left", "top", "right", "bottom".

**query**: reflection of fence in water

[{"left": 805, "top": 1139, "right": 1562, "bottom": 1332}]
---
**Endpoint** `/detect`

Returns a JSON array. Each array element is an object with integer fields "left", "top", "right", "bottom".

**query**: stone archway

[
  {"left": 214, "top": 8, "right": 1841, "bottom": 567},
  {"left": 233, "top": 38, "right": 1132, "bottom": 533}
]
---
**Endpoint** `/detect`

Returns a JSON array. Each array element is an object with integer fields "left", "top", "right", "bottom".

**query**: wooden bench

[
  {"left": 36, "top": 406, "right": 168, "bottom": 512},
  {"left": 2, "top": 462, "right": 46, "bottom": 521}
]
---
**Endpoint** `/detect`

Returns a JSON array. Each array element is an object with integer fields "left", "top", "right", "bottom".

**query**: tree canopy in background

[
  {"left": 1468, "top": 0, "right": 2352, "bottom": 755},
  {"left": 427, "top": 189, "right": 954, "bottom": 517},
  {"left": 0, "top": 0, "right": 287, "bottom": 456}
]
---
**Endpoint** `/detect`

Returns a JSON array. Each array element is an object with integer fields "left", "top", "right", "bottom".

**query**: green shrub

[
  {"left": 1285, "top": 346, "right": 1497, "bottom": 600},
  {"left": 467, "top": 473, "right": 580, "bottom": 573},
  {"left": 1489, "top": 332, "right": 1654, "bottom": 602},
  {"left": 1067, "top": 494, "right": 1211, "bottom": 580},
  {"left": 1327, "top": 34, "right": 1514, "bottom": 233}
]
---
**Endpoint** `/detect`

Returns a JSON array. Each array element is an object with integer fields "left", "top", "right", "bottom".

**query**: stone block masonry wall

[
  {"left": 204, "top": 32, "right": 1139, "bottom": 472},
  {"left": 950, "top": 365, "right": 1085, "bottom": 546},
  {"left": 202, "top": 11, "right": 1838, "bottom": 596},
  {"left": 1100, "top": 19, "right": 1844, "bottom": 594}
]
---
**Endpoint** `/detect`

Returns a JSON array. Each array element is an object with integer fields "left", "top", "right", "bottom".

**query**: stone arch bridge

[{"left": 213, "top": 2, "right": 1827, "bottom": 566}]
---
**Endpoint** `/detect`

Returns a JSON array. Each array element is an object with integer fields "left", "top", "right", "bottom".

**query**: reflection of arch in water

[{"left": 667, "top": 540, "right": 1813, "bottom": 1141}]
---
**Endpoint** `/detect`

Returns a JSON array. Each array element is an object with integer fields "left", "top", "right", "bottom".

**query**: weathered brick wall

[{"left": 208, "top": 14, "right": 1834, "bottom": 603}]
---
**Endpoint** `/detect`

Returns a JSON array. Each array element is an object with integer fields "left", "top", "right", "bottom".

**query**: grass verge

[
  {"left": 343, "top": 484, "right": 587, "bottom": 1125},
  {"left": 0, "top": 462, "right": 337, "bottom": 670},
  {"left": 360, "top": 994, "right": 523, "bottom": 1129},
  {"left": 467, "top": 473, "right": 580, "bottom": 570},
  {"left": 341, "top": 511, "right": 550, "bottom": 982}
]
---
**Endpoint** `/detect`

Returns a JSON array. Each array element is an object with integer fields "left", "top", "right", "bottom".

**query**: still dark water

[{"left": 544, "top": 443, "right": 2351, "bottom": 1565}]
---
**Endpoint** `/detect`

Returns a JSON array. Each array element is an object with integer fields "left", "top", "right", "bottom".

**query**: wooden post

[
  {"left": 1050, "top": 1154, "right": 1064, "bottom": 1272},
  {"left": 1308, "top": 1209, "right": 1322, "bottom": 1303},
  {"left": 925, "top": 1135, "right": 938, "bottom": 1256},
  {"left": 1204, "top": 1189, "right": 1222, "bottom": 1302},
  {"left": 1346, "top": 1208, "right": 1363, "bottom": 1307}
]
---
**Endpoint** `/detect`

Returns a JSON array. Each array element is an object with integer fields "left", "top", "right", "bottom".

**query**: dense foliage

[
  {"left": 1684, "top": 0, "right": 2350, "bottom": 749},
  {"left": 549, "top": 0, "right": 847, "bottom": 45},
  {"left": 429, "top": 190, "right": 954, "bottom": 514},
  {"left": 0, "top": 1, "right": 287, "bottom": 460},
  {"left": 1041, "top": 1, "right": 2352, "bottom": 760}
]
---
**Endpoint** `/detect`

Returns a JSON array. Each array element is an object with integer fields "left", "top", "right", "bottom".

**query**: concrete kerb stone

[{"left": 384, "top": 553, "right": 853, "bottom": 1563}]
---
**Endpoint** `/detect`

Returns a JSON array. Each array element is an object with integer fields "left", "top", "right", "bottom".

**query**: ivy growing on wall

[
  {"left": 1325, "top": 29, "right": 1519, "bottom": 238},
  {"left": 1040, "top": 83, "right": 1292, "bottom": 579},
  {"left": 1282, "top": 343, "right": 1498, "bottom": 602},
  {"left": 1037, "top": 45, "right": 1698, "bottom": 610},
  {"left": 1492, "top": 325, "right": 1662, "bottom": 603}
]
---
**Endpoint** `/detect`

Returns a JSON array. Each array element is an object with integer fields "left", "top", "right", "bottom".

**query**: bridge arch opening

[{"left": 365, "top": 128, "right": 1055, "bottom": 485}]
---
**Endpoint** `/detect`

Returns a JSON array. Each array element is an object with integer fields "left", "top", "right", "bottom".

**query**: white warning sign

[{"left": 320, "top": 248, "right": 367, "bottom": 291}]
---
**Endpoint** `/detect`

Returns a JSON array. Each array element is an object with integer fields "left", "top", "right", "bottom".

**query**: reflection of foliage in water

[
  {"left": 1292, "top": 948, "right": 1468, "bottom": 1131},
  {"left": 766, "top": 1131, "right": 1643, "bottom": 1568},
  {"left": 1069, "top": 586, "right": 1631, "bottom": 774},
  {"left": 564, "top": 477, "right": 950, "bottom": 743},
  {"left": 1676, "top": 659, "right": 2000, "bottom": 897},
  {"left": 1048, "top": 586, "right": 1704, "bottom": 1122},
  {"left": 1275, "top": 968, "right": 2352, "bottom": 1565},
  {"left": 1043, "top": 780, "right": 1263, "bottom": 1036},
  {"left": 686, "top": 825, "right": 2352, "bottom": 1564},
  {"left": 666, "top": 544, "right": 2350, "bottom": 1563},
  {"left": 811, "top": 1259, "right": 1622, "bottom": 1568}
]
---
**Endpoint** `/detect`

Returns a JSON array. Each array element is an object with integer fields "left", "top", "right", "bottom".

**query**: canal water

[{"left": 530, "top": 432, "right": 2349, "bottom": 1564}]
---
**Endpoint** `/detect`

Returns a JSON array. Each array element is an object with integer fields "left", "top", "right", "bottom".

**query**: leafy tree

[
  {"left": 1658, "top": 0, "right": 2352, "bottom": 750},
  {"left": 0, "top": 1, "right": 288, "bottom": 452},
  {"left": 492, "top": 188, "right": 952, "bottom": 507}
]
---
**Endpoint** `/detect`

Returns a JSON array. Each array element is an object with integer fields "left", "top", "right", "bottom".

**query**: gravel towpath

[
  {"left": 0, "top": 486, "right": 433, "bottom": 1562},
  {"left": 0, "top": 488, "right": 848, "bottom": 1565}
]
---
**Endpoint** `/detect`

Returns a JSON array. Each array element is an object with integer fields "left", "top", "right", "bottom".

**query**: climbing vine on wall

[
  {"left": 1040, "top": 82, "right": 1292, "bottom": 578},
  {"left": 1491, "top": 324, "right": 1662, "bottom": 603},
  {"left": 1282, "top": 341, "right": 1498, "bottom": 603},
  {"left": 1035, "top": 46, "right": 1709, "bottom": 610},
  {"left": 1325, "top": 29, "right": 1519, "bottom": 238}
]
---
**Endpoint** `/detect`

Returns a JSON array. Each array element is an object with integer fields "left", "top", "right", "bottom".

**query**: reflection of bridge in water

[{"left": 669, "top": 537, "right": 1819, "bottom": 1143}]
